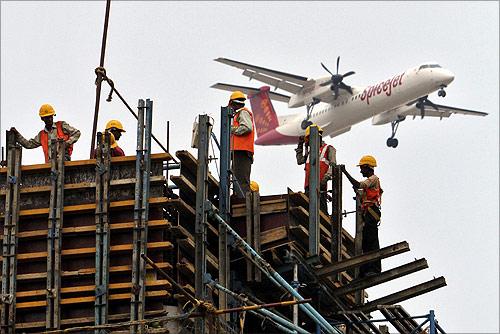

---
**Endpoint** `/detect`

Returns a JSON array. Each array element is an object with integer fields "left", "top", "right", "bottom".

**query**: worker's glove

[
  {"left": 230, "top": 126, "right": 237, "bottom": 134},
  {"left": 320, "top": 176, "right": 330, "bottom": 187},
  {"left": 298, "top": 136, "right": 305, "bottom": 145}
]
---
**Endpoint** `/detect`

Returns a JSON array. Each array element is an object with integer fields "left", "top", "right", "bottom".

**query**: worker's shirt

[
  {"left": 295, "top": 141, "right": 336, "bottom": 179},
  {"left": 360, "top": 174, "right": 382, "bottom": 209},
  {"left": 231, "top": 108, "right": 253, "bottom": 136},
  {"left": 15, "top": 121, "right": 81, "bottom": 159}
]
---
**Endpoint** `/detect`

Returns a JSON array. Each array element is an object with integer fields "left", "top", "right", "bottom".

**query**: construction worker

[
  {"left": 341, "top": 155, "right": 383, "bottom": 277},
  {"left": 295, "top": 124, "right": 336, "bottom": 213},
  {"left": 10, "top": 104, "right": 80, "bottom": 162},
  {"left": 229, "top": 91, "right": 255, "bottom": 197},
  {"left": 105, "top": 120, "right": 126, "bottom": 157}
]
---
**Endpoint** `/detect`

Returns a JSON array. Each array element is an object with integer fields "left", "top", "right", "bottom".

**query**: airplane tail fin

[{"left": 248, "top": 86, "right": 280, "bottom": 138}]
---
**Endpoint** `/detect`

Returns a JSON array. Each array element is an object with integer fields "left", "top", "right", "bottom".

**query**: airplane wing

[
  {"left": 211, "top": 83, "right": 291, "bottom": 103},
  {"left": 403, "top": 103, "right": 488, "bottom": 119},
  {"left": 215, "top": 57, "right": 313, "bottom": 94}
]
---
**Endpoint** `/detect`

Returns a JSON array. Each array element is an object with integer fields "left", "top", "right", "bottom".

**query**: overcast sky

[{"left": 1, "top": 1, "right": 498, "bottom": 332}]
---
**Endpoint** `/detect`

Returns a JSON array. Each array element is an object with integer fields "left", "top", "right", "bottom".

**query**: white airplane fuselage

[{"left": 268, "top": 65, "right": 455, "bottom": 141}]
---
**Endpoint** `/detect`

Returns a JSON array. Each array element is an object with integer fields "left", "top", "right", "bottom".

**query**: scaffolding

[{"left": 0, "top": 109, "right": 448, "bottom": 333}]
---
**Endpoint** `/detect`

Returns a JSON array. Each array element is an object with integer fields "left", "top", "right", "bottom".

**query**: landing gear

[
  {"left": 301, "top": 98, "right": 320, "bottom": 130},
  {"left": 386, "top": 118, "right": 404, "bottom": 148},
  {"left": 438, "top": 85, "right": 447, "bottom": 97}
]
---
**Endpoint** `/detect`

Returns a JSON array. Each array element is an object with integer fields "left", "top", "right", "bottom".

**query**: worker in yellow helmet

[
  {"left": 295, "top": 124, "right": 336, "bottom": 213},
  {"left": 341, "top": 155, "right": 383, "bottom": 277},
  {"left": 250, "top": 181, "right": 259, "bottom": 193},
  {"left": 228, "top": 91, "right": 255, "bottom": 197},
  {"left": 105, "top": 120, "right": 126, "bottom": 156},
  {"left": 10, "top": 104, "right": 81, "bottom": 162}
]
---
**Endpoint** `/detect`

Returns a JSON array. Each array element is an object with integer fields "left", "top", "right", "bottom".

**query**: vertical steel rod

[
  {"left": 332, "top": 165, "right": 343, "bottom": 281},
  {"left": 218, "top": 107, "right": 231, "bottom": 318},
  {"left": 46, "top": 140, "right": 58, "bottom": 329},
  {"left": 130, "top": 99, "right": 145, "bottom": 331},
  {"left": 90, "top": 0, "right": 112, "bottom": 157},
  {"left": 354, "top": 190, "right": 364, "bottom": 305},
  {"left": 138, "top": 99, "right": 153, "bottom": 326},
  {"left": 94, "top": 132, "right": 104, "bottom": 330},
  {"left": 308, "top": 126, "right": 320, "bottom": 258},
  {"left": 194, "top": 115, "right": 211, "bottom": 334}
]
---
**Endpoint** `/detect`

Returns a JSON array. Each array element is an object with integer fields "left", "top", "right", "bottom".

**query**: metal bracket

[
  {"left": 95, "top": 161, "right": 107, "bottom": 175},
  {"left": 0, "top": 294, "right": 13, "bottom": 305},
  {"left": 7, "top": 175, "right": 16, "bottom": 184},
  {"left": 50, "top": 171, "right": 58, "bottom": 181},
  {"left": 95, "top": 285, "right": 107, "bottom": 297}
]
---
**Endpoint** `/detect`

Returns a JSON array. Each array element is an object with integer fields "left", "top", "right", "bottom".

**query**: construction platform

[{"left": 0, "top": 129, "right": 447, "bottom": 333}]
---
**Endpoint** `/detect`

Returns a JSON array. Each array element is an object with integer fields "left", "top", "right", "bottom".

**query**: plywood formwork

[{"left": 0, "top": 153, "right": 173, "bottom": 332}]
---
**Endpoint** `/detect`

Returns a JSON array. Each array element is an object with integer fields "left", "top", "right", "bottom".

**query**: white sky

[{"left": 1, "top": 1, "right": 498, "bottom": 332}]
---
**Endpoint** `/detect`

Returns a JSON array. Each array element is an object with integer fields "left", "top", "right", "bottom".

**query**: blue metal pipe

[
  {"left": 207, "top": 205, "right": 342, "bottom": 334},
  {"left": 211, "top": 281, "right": 310, "bottom": 334},
  {"left": 429, "top": 310, "right": 436, "bottom": 334}
]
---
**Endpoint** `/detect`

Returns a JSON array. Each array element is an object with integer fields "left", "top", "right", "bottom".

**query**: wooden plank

[
  {"left": 16, "top": 280, "right": 171, "bottom": 298},
  {"left": 0, "top": 153, "right": 171, "bottom": 174},
  {"left": 1, "top": 241, "right": 173, "bottom": 262},
  {"left": 16, "top": 262, "right": 172, "bottom": 282},
  {"left": 177, "top": 238, "right": 219, "bottom": 272},
  {"left": 0, "top": 220, "right": 169, "bottom": 241},
  {"left": 0, "top": 176, "right": 165, "bottom": 195},
  {"left": 0, "top": 197, "right": 168, "bottom": 218},
  {"left": 16, "top": 291, "right": 169, "bottom": 309},
  {"left": 231, "top": 198, "right": 287, "bottom": 218}
]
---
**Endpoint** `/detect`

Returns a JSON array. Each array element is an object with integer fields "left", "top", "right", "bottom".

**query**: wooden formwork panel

[{"left": 0, "top": 154, "right": 174, "bottom": 331}]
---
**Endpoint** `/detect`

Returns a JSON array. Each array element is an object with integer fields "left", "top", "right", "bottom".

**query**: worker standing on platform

[
  {"left": 105, "top": 120, "right": 126, "bottom": 157},
  {"left": 341, "top": 155, "right": 383, "bottom": 277},
  {"left": 229, "top": 91, "right": 255, "bottom": 196},
  {"left": 295, "top": 124, "right": 336, "bottom": 213},
  {"left": 10, "top": 104, "right": 80, "bottom": 162}
]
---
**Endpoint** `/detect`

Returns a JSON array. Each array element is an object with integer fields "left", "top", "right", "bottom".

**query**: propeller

[
  {"left": 413, "top": 95, "right": 439, "bottom": 119},
  {"left": 319, "top": 56, "right": 355, "bottom": 99}
]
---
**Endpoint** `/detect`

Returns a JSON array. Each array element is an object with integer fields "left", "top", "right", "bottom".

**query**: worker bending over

[
  {"left": 295, "top": 124, "right": 336, "bottom": 213},
  {"left": 341, "top": 155, "right": 383, "bottom": 277},
  {"left": 10, "top": 104, "right": 80, "bottom": 162},
  {"left": 105, "top": 120, "right": 126, "bottom": 157},
  {"left": 229, "top": 91, "right": 255, "bottom": 196}
]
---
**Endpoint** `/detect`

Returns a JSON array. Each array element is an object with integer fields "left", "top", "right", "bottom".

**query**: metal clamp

[
  {"left": 0, "top": 294, "right": 13, "bottom": 305},
  {"left": 95, "top": 285, "right": 107, "bottom": 297},
  {"left": 7, "top": 176, "right": 17, "bottom": 184}
]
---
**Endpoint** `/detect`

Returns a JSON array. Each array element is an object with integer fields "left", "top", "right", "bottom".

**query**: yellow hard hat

[
  {"left": 105, "top": 120, "right": 126, "bottom": 132},
  {"left": 357, "top": 155, "right": 377, "bottom": 168},
  {"left": 230, "top": 91, "right": 246, "bottom": 102},
  {"left": 304, "top": 124, "right": 323, "bottom": 139},
  {"left": 39, "top": 104, "right": 56, "bottom": 117},
  {"left": 250, "top": 181, "right": 259, "bottom": 192}
]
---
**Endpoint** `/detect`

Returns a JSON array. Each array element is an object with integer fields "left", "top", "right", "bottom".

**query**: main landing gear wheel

[
  {"left": 386, "top": 119, "right": 403, "bottom": 148},
  {"left": 301, "top": 100, "right": 319, "bottom": 130},
  {"left": 301, "top": 120, "right": 313, "bottom": 130},
  {"left": 386, "top": 138, "right": 398, "bottom": 148},
  {"left": 438, "top": 85, "right": 447, "bottom": 97}
]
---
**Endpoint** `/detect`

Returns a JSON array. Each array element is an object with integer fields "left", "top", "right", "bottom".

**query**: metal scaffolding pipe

[
  {"left": 207, "top": 206, "right": 342, "bottom": 334},
  {"left": 211, "top": 281, "right": 310, "bottom": 334}
]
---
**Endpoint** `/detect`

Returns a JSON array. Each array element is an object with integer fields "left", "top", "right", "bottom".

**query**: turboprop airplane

[{"left": 211, "top": 57, "right": 487, "bottom": 147}]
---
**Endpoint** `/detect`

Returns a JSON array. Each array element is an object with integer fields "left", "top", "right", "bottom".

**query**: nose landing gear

[
  {"left": 386, "top": 117, "right": 404, "bottom": 148},
  {"left": 438, "top": 85, "right": 447, "bottom": 97}
]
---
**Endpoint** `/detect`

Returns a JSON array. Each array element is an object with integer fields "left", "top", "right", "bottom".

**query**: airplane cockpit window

[{"left": 418, "top": 64, "right": 442, "bottom": 70}]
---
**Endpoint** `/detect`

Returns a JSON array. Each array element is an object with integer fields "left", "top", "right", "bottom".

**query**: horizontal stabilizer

[{"left": 211, "top": 83, "right": 290, "bottom": 103}]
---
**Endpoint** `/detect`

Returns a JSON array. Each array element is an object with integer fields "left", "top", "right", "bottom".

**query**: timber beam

[
  {"left": 315, "top": 241, "right": 410, "bottom": 278},
  {"left": 360, "top": 277, "right": 447, "bottom": 313},
  {"left": 332, "top": 258, "right": 428, "bottom": 296}
]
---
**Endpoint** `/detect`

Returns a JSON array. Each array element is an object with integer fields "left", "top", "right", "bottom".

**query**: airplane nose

[{"left": 440, "top": 69, "right": 455, "bottom": 85}]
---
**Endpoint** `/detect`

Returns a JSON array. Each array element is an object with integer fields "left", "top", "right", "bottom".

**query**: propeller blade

[
  {"left": 321, "top": 62, "right": 334, "bottom": 76},
  {"left": 339, "top": 82, "right": 353, "bottom": 95},
  {"left": 343, "top": 71, "right": 355, "bottom": 78},
  {"left": 336, "top": 56, "right": 340, "bottom": 75}
]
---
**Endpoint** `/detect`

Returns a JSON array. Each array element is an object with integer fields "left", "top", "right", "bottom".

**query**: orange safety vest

[
  {"left": 361, "top": 175, "right": 382, "bottom": 210},
  {"left": 231, "top": 107, "right": 255, "bottom": 153},
  {"left": 39, "top": 121, "right": 74, "bottom": 163},
  {"left": 304, "top": 143, "right": 332, "bottom": 188}
]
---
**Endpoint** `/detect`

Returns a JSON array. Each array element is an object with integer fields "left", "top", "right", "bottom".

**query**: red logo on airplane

[{"left": 360, "top": 72, "right": 405, "bottom": 105}]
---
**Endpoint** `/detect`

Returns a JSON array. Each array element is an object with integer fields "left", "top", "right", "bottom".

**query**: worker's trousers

[
  {"left": 232, "top": 150, "right": 253, "bottom": 198},
  {"left": 360, "top": 206, "right": 381, "bottom": 277}
]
